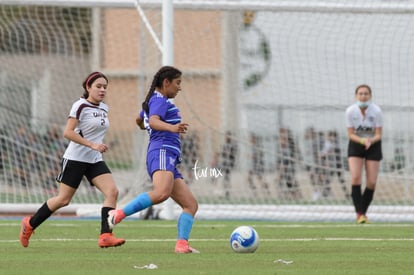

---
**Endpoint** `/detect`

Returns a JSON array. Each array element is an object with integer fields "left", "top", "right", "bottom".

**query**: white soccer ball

[{"left": 229, "top": 225, "right": 259, "bottom": 253}]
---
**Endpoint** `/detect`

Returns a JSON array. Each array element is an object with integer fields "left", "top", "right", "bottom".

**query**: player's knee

[
  {"left": 351, "top": 176, "right": 361, "bottom": 184},
  {"left": 59, "top": 198, "right": 71, "bottom": 207},
  {"left": 110, "top": 187, "right": 119, "bottom": 199},
  {"left": 191, "top": 200, "right": 199, "bottom": 215},
  {"left": 152, "top": 192, "right": 171, "bottom": 204}
]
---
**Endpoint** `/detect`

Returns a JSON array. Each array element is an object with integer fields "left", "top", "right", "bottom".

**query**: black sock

[
  {"left": 362, "top": 188, "right": 375, "bottom": 214},
  {"left": 101, "top": 207, "right": 114, "bottom": 234},
  {"left": 351, "top": 185, "right": 363, "bottom": 214},
  {"left": 30, "top": 202, "right": 53, "bottom": 229}
]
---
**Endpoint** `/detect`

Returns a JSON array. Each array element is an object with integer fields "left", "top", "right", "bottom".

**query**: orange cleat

[
  {"left": 20, "top": 216, "right": 34, "bottom": 248},
  {"left": 98, "top": 233, "right": 126, "bottom": 248},
  {"left": 174, "top": 239, "right": 199, "bottom": 254},
  {"left": 356, "top": 214, "right": 368, "bottom": 224}
]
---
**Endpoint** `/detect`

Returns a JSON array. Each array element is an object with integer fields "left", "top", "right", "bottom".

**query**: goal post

[{"left": 1, "top": 0, "right": 414, "bottom": 222}]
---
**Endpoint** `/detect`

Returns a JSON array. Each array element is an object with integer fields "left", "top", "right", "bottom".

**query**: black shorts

[
  {"left": 56, "top": 159, "right": 111, "bottom": 189},
  {"left": 347, "top": 140, "right": 382, "bottom": 161}
]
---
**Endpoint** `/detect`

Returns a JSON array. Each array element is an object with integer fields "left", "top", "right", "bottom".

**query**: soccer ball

[{"left": 229, "top": 226, "right": 259, "bottom": 253}]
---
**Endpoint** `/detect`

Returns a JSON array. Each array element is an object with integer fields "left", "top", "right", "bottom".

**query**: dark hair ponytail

[
  {"left": 142, "top": 66, "right": 182, "bottom": 113},
  {"left": 82, "top": 72, "right": 108, "bottom": 98}
]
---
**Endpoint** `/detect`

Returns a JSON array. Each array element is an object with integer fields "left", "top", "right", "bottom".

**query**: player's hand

[
  {"left": 91, "top": 142, "right": 109, "bottom": 153},
  {"left": 176, "top": 123, "right": 189, "bottom": 134},
  {"left": 365, "top": 138, "right": 372, "bottom": 150},
  {"left": 136, "top": 116, "right": 145, "bottom": 130}
]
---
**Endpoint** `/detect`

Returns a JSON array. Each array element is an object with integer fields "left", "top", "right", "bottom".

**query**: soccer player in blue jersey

[
  {"left": 20, "top": 72, "right": 125, "bottom": 248},
  {"left": 108, "top": 66, "right": 199, "bottom": 253}
]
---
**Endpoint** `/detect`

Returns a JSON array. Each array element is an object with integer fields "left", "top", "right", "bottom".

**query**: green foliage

[{"left": 1, "top": 219, "right": 413, "bottom": 274}]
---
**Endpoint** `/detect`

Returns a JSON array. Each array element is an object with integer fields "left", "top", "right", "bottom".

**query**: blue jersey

[{"left": 142, "top": 91, "right": 182, "bottom": 155}]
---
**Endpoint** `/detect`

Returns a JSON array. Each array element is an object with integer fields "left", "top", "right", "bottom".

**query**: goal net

[{"left": 1, "top": 0, "right": 414, "bottom": 221}]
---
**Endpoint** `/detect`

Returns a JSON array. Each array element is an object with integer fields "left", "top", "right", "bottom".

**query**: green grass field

[{"left": 1, "top": 218, "right": 413, "bottom": 275}]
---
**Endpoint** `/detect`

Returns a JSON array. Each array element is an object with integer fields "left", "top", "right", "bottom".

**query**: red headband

[{"left": 85, "top": 72, "right": 102, "bottom": 87}]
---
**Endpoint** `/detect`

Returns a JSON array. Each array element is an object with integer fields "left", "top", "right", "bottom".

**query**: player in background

[
  {"left": 319, "top": 130, "right": 349, "bottom": 199},
  {"left": 108, "top": 66, "right": 199, "bottom": 253},
  {"left": 346, "top": 84, "right": 383, "bottom": 224},
  {"left": 19, "top": 72, "right": 125, "bottom": 248},
  {"left": 219, "top": 131, "right": 238, "bottom": 199}
]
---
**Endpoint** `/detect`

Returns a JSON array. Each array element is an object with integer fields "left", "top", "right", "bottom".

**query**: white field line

[
  {"left": 1, "top": 222, "right": 414, "bottom": 228},
  {"left": 2, "top": 237, "right": 414, "bottom": 244},
  {"left": 3, "top": 222, "right": 413, "bottom": 243}
]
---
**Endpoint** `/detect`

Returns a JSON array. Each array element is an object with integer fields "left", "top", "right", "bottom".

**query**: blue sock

[
  {"left": 122, "top": 192, "right": 153, "bottom": 216},
  {"left": 177, "top": 212, "right": 194, "bottom": 240}
]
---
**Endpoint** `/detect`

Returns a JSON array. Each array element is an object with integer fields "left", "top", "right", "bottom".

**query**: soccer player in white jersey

[
  {"left": 108, "top": 66, "right": 199, "bottom": 253},
  {"left": 20, "top": 72, "right": 125, "bottom": 248},
  {"left": 346, "top": 84, "right": 383, "bottom": 224}
]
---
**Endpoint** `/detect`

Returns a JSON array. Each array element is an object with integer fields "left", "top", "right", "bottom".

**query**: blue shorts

[{"left": 146, "top": 149, "right": 183, "bottom": 179}]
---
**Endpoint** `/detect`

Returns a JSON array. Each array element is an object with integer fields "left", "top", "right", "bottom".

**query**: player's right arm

[{"left": 63, "top": 117, "right": 108, "bottom": 153}]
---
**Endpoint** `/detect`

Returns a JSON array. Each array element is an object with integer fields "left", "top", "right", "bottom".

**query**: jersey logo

[
  {"left": 93, "top": 112, "right": 107, "bottom": 118},
  {"left": 356, "top": 126, "right": 373, "bottom": 132}
]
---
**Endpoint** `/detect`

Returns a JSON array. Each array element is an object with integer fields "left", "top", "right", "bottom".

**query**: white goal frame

[
  {"left": 2, "top": 0, "right": 414, "bottom": 222},
  {"left": 2, "top": 0, "right": 414, "bottom": 11}
]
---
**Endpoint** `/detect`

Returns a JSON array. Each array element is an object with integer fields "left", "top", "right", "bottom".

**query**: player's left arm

[
  {"left": 369, "top": 109, "right": 383, "bottom": 144},
  {"left": 136, "top": 116, "right": 146, "bottom": 130},
  {"left": 149, "top": 115, "right": 188, "bottom": 134},
  {"left": 369, "top": 127, "right": 382, "bottom": 144}
]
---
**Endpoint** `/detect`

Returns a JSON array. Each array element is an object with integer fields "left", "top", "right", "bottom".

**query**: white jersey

[
  {"left": 63, "top": 98, "right": 109, "bottom": 163},
  {"left": 345, "top": 102, "right": 382, "bottom": 138}
]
